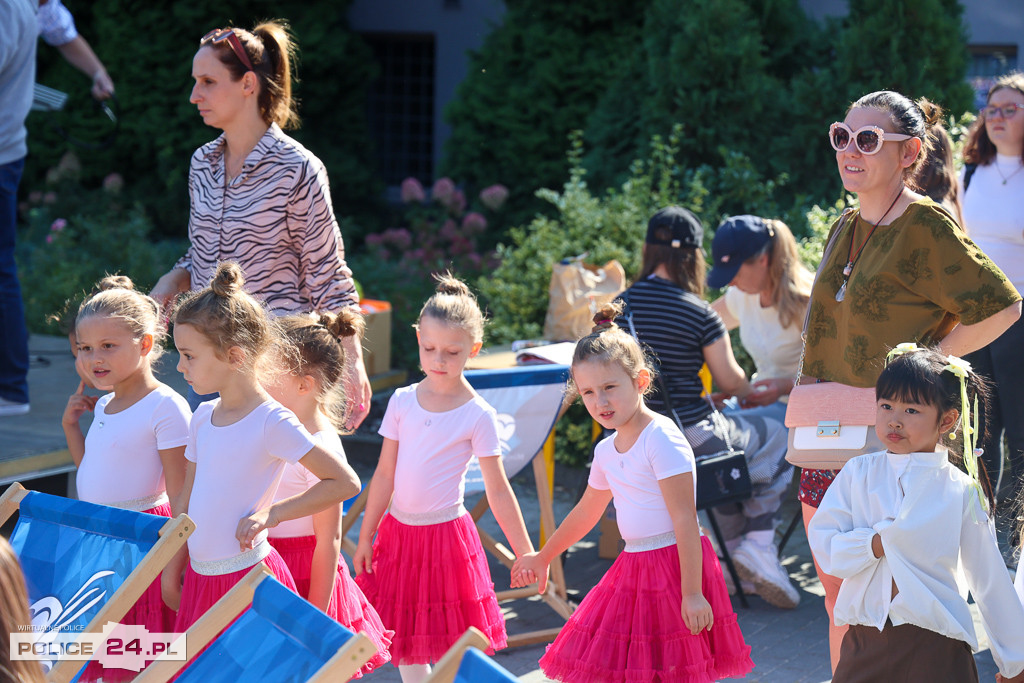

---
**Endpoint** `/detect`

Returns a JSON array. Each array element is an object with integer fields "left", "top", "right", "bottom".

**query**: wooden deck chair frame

[
  {"left": 0, "top": 483, "right": 194, "bottom": 683},
  {"left": 423, "top": 626, "right": 491, "bottom": 683},
  {"left": 135, "top": 565, "right": 376, "bottom": 683}
]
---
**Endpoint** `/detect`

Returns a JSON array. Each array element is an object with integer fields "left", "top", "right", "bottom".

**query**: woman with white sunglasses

[
  {"left": 801, "top": 90, "right": 1020, "bottom": 672},
  {"left": 960, "top": 72, "right": 1024, "bottom": 507}
]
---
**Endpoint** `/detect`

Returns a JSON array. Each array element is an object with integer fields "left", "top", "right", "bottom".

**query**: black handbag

[{"left": 619, "top": 290, "right": 753, "bottom": 509}]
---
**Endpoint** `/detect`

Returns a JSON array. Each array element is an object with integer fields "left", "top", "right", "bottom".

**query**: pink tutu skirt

[
  {"left": 173, "top": 546, "right": 296, "bottom": 634},
  {"left": 268, "top": 534, "right": 393, "bottom": 676},
  {"left": 354, "top": 511, "right": 506, "bottom": 665},
  {"left": 80, "top": 502, "right": 176, "bottom": 683},
  {"left": 540, "top": 535, "right": 753, "bottom": 683}
]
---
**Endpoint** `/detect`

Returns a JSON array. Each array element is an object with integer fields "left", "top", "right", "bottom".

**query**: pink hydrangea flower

[
  {"left": 431, "top": 177, "right": 456, "bottom": 204},
  {"left": 382, "top": 227, "right": 413, "bottom": 250},
  {"left": 50, "top": 218, "right": 67, "bottom": 232},
  {"left": 449, "top": 189, "right": 467, "bottom": 214},
  {"left": 46, "top": 234, "right": 55, "bottom": 244},
  {"left": 479, "top": 184, "right": 509, "bottom": 211},
  {"left": 462, "top": 212, "right": 487, "bottom": 232},
  {"left": 102, "top": 173, "right": 124, "bottom": 194},
  {"left": 439, "top": 219, "right": 458, "bottom": 241},
  {"left": 400, "top": 177, "right": 426, "bottom": 203},
  {"left": 43, "top": 191, "right": 58, "bottom": 205}
]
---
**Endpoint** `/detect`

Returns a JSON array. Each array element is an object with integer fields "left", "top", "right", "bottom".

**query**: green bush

[
  {"left": 441, "top": 0, "right": 653, "bottom": 226},
  {"left": 26, "top": 0, "right": 380, "bottom": 238},
  {"left": 14, "top": 156, "right": 185, "bottom": 335},
  {"left": 350, "top": 178, "right": 509, "bottom": 371}
]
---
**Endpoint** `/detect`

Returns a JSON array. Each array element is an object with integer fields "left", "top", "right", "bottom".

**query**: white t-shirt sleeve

[
  {"left": 1016, "top": 552, "right": 1024, "bottom": 606},
  {"left": 587, "top": 438, "right": 611, "bottom": 490},
  {"left": 263, "top": 406, "right": 318, "bottom": 464},
  {"left": 184, "top": 402, "right": 213, "bottom": 464},
  {"left": 647, "top": 420, "right": 695, "bottom": 480},
  {"left": 723, "top": 286, "right": 743, "bottom": 319},
  {"left": 378, "top": 389, "right": 405, "bottom": 441},
  {"left": 152, "top": 391, "right": 192, "bottom": 450},
  {"left": 472, "top": 406, "right": 502, "bottom": 458}
]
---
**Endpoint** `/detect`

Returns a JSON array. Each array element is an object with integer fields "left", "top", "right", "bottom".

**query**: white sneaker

[
  {"left": 720, "top": 559, "right": 756, "bottom": 596},
  {"left": 0, "top": 398, "right": 30, "bottom": 417},
  {"left": 732, "top": 538, "right": 800, "bottom": 609}
]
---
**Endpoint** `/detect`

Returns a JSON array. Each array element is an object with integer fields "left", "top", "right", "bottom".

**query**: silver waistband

[
  {"left": 190, "top": 539, "right": 271, "bottom": 576},
  {"left": 389, "top": 503, "right": 467, "bottom": 526},
  {"left": 108, "top": 491, "right": 169, "bottom": 513},
  {"left": 624, "top": 531, "right": 677, "bottom": 553}
]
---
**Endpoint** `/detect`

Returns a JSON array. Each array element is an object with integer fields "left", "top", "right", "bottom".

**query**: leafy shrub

[
  {"left": 350, "top": 178, "right": 509, "bottom": 371},
  {"left": 15, "top": 154, "right": 186, "bottom": 334},
  {"left": 441, "top": 0, "right": 653, "bottom": 226}
]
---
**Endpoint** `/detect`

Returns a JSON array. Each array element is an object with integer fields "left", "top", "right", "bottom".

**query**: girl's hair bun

[
  {"left": 97, "top": 274, "right": 134, "bottom": 292},
  {"left": 591, "top": 301, "right": 624, "bottom": 333},
  {"left": 435, "top": 273, "right": 471, "bottom": 298},
  {"left": 318, "top": 308, "right": 365, "bottom": 340},
  {"left": 917, "top": 97, "right": 944, "bottom": 128},
  {"left": 211, "top": 262, "right": 245, "bottom": 298}
]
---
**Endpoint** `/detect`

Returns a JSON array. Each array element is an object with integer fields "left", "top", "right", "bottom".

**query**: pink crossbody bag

[{"left": 784, "top": 209, "right": 881, "bottom": 470}]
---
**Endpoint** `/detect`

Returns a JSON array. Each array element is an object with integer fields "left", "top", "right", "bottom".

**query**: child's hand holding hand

[
  {"left": 352, "top": 540, "right": 374, "bottom": 576},
  {"left": 681, "top": 593, "right": 713, "bottom": 635},
  {"left": 997, "top": 669, "right": 1024, "bottom": 683},
  {"left": 236, "top": 508, "right": 278, "bottom": 551},
  {"left": 62, "top": 381, "right": 98, "bottom": 426},
  {"left": 511, "top": 552, "right": 548, "bottom": 592}
]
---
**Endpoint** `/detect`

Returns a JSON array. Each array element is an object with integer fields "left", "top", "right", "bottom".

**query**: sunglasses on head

[
  {"left": 982, "top": 103, "right": 1022, "bottom": 119},
  {"left": 201, "top": 28, "right": 254, "bottom": 72},
  {"left": 829, "top": 122, "right": 914, "bottom": 155}
]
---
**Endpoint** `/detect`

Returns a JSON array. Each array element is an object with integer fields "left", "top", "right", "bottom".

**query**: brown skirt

[{"left": 832, "top": 621, "right": 978, "bottom": 683}]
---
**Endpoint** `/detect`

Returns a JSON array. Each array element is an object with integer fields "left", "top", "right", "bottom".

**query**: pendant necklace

[
  {"left": 995, "top": 161, "right": 1024, "bottom": 186},
  {"left": 836, "top": 188, "right": 904, "bottom": 302}
]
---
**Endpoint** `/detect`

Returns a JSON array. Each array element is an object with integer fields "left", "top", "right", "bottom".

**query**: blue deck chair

[
  {"left": 424, "top": 627, "right": 518, "bottom": 683},
  {"left": 0, "top": 483, "right": 194, "bottom": 683},
  {"left": 134, "top": 566, "right": 375, "bottom": 683}
]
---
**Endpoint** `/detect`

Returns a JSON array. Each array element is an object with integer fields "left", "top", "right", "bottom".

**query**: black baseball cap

[
  {"left": 707, "top": 215, "right": 774, "bottom": 289},
  {"left": 645, "top": 206, "right": 703, "bottom": 249}
]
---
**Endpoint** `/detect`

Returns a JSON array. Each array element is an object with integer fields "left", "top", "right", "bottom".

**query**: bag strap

[
  {"left": 794, "top": 208, "right": 856, "bottom": 386},
  {"left": 963, "top": 163, "right": 977, "bottom": 193},
  {"left": 620, "top": 289, "right": 736, "bottom": 453}
]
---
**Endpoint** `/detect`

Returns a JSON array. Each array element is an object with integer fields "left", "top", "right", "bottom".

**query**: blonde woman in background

[{"left": 709, "top": 215, "right": 813, "bottom": 425}]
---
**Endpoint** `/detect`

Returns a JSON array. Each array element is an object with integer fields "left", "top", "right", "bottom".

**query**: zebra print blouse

[{"left": 174, "top": 123, "right": 358, "bottom": 315}]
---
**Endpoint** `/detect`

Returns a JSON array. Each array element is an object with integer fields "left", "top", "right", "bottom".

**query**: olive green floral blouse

[{"left": 803, "top": 198, "right": 1020, "bottom": 388}]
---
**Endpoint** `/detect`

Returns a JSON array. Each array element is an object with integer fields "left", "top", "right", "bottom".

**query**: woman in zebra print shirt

[{"left": 151, "top": 21, "right": 371, "bottom": 427}]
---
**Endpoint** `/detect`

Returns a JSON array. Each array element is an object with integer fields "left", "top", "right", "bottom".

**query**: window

[
  {"left": 968, "top": 45, "right": 1018, "bottom": 109},
  {"left": 363, "top": 33, "right": 436, "bottom": 186}
]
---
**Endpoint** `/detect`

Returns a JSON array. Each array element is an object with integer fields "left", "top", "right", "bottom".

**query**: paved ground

[{"left": 1, "top": 335, "right": 1012, "bottom": 681}]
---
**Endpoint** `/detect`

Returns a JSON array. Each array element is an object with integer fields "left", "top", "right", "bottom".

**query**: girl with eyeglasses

[
  {"left": 802, "top": 90, "right": 1021, "bottom": 672},
  {"left": 960, "top": 72, "right": 1024, "bottom": 508},
  {"left": 149, "top": 21, "right": 372, "bottom": 427}
]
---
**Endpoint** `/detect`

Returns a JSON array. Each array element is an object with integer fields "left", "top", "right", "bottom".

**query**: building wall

[{"left": 348, "top": 0, "right": 506, "bottom": 179}]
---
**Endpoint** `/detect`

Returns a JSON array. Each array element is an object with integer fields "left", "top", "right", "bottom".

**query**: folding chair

[
  {"left": 0, "top": 483, "right": 193, "bottom": 683},
  {"left": 424, "top": 627, "right": 518, "bottom": 683},
  {"left": 134, "top": 566, "right": 376, "bottom": 683},
  {"left": 463, "top": 365, "right": 576, "bottom": 646}
]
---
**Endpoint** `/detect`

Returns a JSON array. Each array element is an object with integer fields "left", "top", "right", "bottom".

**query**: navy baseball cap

[
  {"left": 707, "top": 215, "right": 774, "bottom": 289},
  {"left": 645, "top": 206, "right": 703, "bottom": 249}
]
